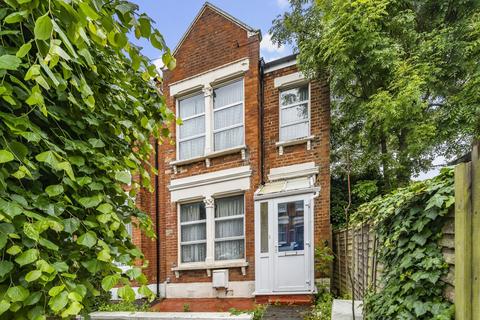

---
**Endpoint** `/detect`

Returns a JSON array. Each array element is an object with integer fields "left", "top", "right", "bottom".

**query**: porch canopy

[{"left": 254, "top": 176, "right": 320, "bottom": 201}]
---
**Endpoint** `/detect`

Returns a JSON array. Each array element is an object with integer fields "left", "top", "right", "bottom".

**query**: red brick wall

[{"left": 262, "top": 65, "right": 332, "bottom": 255}]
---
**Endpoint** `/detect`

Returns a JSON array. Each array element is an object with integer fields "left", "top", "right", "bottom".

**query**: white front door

[{"left": 272, "top": 196, "right": 312, "bottom": 292}]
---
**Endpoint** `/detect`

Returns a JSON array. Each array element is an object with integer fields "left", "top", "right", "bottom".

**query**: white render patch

[
  {"left": 273, "top": 71, "right": 307, "bottom": 88},
  {"left": 89, "top": 312, "right": 252, "bottom": 320},
  {"left": 169, "top": 58, "right": 250, "bottom": 97},
  {"left": 165, "top": 280, "right": 255, "bottom": 298},
  {"left": 268, "top": 162, "right": 318, "bottom": 181},
  {"left": 169, "top": 166, "right": 251, "bottom": 202}
]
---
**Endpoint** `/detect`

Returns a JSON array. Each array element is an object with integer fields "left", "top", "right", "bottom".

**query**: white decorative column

[
  {"left": 203, "top": 85, "right": 213, "bottom": 163},
  {"left": 203, "top": 196, "right": 215, "bottom": 268}
]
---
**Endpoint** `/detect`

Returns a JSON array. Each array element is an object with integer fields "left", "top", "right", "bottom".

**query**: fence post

[
  {"left": 471, "top": 143, "right": 480, "bottom": 316},
  {"left": 455, "top": 159, "right": 472, "bottom": 319}
]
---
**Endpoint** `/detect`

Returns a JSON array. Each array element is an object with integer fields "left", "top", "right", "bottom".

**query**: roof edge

[{"left": 172, "top": 2, "right": 261, "bottom": 57}]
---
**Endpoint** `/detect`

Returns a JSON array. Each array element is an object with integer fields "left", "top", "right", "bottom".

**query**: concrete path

[
  {"left": 262, "top": 305, "right": 310, "bottom": 320},
  {"left": 331, "top": 300, "right": 363, "bottom": 319}
]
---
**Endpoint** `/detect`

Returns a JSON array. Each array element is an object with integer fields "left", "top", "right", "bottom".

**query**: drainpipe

[
  {"left": 155, "top": 138, "right": 160, "bottom": 298},
  {"left": 259, "top": 59, "right": 265, "bottom": 185}
]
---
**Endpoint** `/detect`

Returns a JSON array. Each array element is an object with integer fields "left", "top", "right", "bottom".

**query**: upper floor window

[
  {"left": 178, "top": 93, "right": 205, "bottom": 160},
  {"left": 213, "top": 79, "right": 244, "bottom": 151},
  {"left": 279, "top": 85, "right": 310, "bottom": 141}
]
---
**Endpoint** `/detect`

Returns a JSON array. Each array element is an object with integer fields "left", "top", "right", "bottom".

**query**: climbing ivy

[
  {"left": 352, "top": 168, "right": 455, "bottom": 319},
  {"left": 0, "top": 0, "right": 175, "bottom": 318}
]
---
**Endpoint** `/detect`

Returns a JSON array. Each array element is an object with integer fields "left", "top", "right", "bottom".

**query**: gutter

[
  {"left": 154, "top": 139, "right": 160, "bottom": 298},
  {"left": 259, "top": 58, "right": 265, "bottom": 185}
]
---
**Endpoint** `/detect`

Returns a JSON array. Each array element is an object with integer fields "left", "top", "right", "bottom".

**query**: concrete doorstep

[
  {"left": 88, "top": 311, "right": 252, "bottom": 320},
  {"left": 331, "top": 300, "right": 363, "bottom": 320}
]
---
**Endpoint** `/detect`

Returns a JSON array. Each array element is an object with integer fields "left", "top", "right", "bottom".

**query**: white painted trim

[
  {"left": 264, "top": 59, "right": 297, "bottom": 73},
  {"left": 169, "top": 166, "right": 251, "bottom": 192},
  {"left": 268, "top": 162, "right": 319, "bottom": 181},
  {"left": 165, "top": 280, "right": 255, "bottom": 298},
  {"left": 274, "top": 71, "right": 308, "bottom": 89},
  {"left": 169, "top": 58, "right": 249, "bottom": 96}
]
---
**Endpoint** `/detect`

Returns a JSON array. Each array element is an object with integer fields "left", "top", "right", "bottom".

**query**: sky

[{"left": 129, "top": 0, "right": 294, "bottom": 68}]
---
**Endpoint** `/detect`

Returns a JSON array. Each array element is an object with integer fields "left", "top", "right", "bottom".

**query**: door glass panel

[
  {"left": 277, "top": 200, "right": 304, "bottom": 252},
  {"left": 260, "top": 202, "right": 268, "bottom": 253}
]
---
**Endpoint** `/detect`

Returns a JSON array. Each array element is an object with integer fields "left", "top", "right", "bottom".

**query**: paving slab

[{"left": 331, "top": 299, "right": 363, "bottom": 320}]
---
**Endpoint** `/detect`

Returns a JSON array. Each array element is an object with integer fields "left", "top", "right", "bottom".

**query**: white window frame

[
  {"left": 213, "top": 194, "right": 246, "bottom": 261},
  {"left": 176, "top": 91, "right": 207, "bottom": 161},
  {"left": 212, "top": 78, "right": 245, "bottom": 152},
  {"left": 178, "top": 199, "right": 208, "bottom": 265},
  {"left": 176, "top": 193, "right": 246, "bottom": 268},
  {"left": 278, "top": 83, "right": 311, "bottom": 143},
  {"left": 174, "top": 77, "right": 245, "bottom": 163}
]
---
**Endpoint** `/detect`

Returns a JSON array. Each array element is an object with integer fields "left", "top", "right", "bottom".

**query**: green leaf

[
  {"left": 0, "top": 150, "right": 14, "bottom": 163},
  {"left": 25, "top": 270, "right": 42, "bottom": 282},
  {"left": 34, "top": 14, "right": 53, "bottom": 40},
  {"left": 16, "top": 42, "right": 32, "bottom": 58},
  {"left": 81, "top": 259, "right": 103, "bottom": 274},
  {"left": 23, "top": 223, "right": 40, "bottom": 241},
  {"left": 24, "top": 292, "right": 42, "bottom": 306},
  {"left": 101, "top": 274, "right": 120, "bottom": 291},
  {"left": 115, "top": 171, "right": 131, "bottom": 184},
  {"left": 49, "top": 290, "right": 68, "bottom": 312},
  {"left": 78, "top": 194, "right": 103, "bottom": 208},
  {"left": 7, "top": 245, "right": 21, "bottom": 255},
  {"left": 48, "top": 285, "right": 65, "bottom": 297},
  {"left": 0, "top": 233, "right": 6, "bottom": 250},
  {"left": 0, "top": 300, "right": 10, "bottom": 316},
  {"left": 88, "top": 138, "right": 105, "bottom": 148},
  {"left": 0, "top": 261, "right": 14, "bottom": 277},
  {"left": 45, "top": 184, "right": 64, "bottom": 197},
  {"left": 4, "top": 10, "right": 28, "bottom": 24},
  {"left": 138, "top": 285, "right": 154, "bottom": 301},
  {"left": 117, "top": 285, "right": 135, "bottom": 302},
  {"left": 39, "top": 238, "right": 59, "bottom": 251},
  {"left": 63, "top": 218, "right": 80, "bottom": 234},
  {"left": 15, "top": 248, "right": 39, "bottom": 266},
  {"left": 7, "top": 286, "right": 30, "bottom": 302},
  {"left": 97, "top": 249, "right": 111, "bottom": 262},
  {"left": 76, "top": 231, "right": 97, "bottom": 248},
  {"left": 61, "top": 301, "right": 83, "bottom": 317},
  {"left": 126, "top": 267, "right": 142, "bottom": 280},
  {"left": 96, "top": 203, "right": 113, "bottom": 214}
]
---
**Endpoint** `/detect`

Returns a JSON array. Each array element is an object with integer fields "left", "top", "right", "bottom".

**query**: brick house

[{"left": 133, "top": 2, "right": 331, "bottom": 303}]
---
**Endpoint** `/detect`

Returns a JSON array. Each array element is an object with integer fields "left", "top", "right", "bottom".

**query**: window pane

[
  {"left": 215, "top": 195, "right": 244, "bottom": 218},
  {"left": 215, "top": 218, "right": 243, "bottom": 238},
  {"left": 179, "top": 93, "right": 204, "bottom": 118},
  {"left": 281, "top": 103, "right": 308, "bottom": 125},
  {"left": 214, "top": 104, "right": 243, "bottom": 130},
  {"left": 181, "top": 223, "right": 206, "bottom": 242},
  {"left": 179, "top": 137, "right": 205, "bottom": 159},
  {"left": 280, "top": 86, "right": 308, "bottom": 106},
  {"left": 215, "top": 240, "right": 244, "bottom": 260},
  {"left": 179, "top": 116, "right": 205, "bottom": 139},
  {"left": 278, "top": 200, "right": 304, "bottom": 252},
  {"left": 181, "top": 243, "right": 206, "bottom": 263},
  {"left": 280, "top": 121, "right": 309, "bottom": 141},
  {"left": 214, "top": 127, "right": 243, "bottom": 150},
  {"left": 214, "top": 80, "right": 243, "bottom": 109},
  {"left": 180, "top": 202, "right": 206, "bottom": 222},
  {"left": 260, "top": 202, "right": 268, "bottom": 253}
]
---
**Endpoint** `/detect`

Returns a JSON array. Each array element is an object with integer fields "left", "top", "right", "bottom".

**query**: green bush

[
  {"left": 305, "top": 287, "right": 333, "bottom": 320},
  {"left": 98, "top": 300, "right": 150, "bottom": 312}
]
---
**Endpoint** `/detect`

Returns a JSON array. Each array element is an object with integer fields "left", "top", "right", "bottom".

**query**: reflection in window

[
  {"left": 260, "top": 202, "right": 269, "bottom": 253},
  {"left": 279, "top": 86, "right": 309, "bottom": 141},
  {"left": 277, "top": 200, "right": 304, "bottom": 252},
  {"left": 180, "top": 202, "right": 207, "bottom": 263}
]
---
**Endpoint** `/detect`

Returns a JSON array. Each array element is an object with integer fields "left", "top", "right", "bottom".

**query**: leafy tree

[
  {"left": 0, "top": 0, "right": 175, "bottom": 318},
  {"left": 271, "top": 0, "right": 480, "bottom": 189}
]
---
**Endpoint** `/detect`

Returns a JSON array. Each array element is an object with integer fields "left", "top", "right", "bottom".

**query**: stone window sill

[
  {"left": 275, "top": 135, "right": 315, "bottom": 155},
  {"left": 171, "top": 260, "right": 249, "bottom": 278},
  {"left": 170, "top": 145, "right": 247, "bottom": 174}
]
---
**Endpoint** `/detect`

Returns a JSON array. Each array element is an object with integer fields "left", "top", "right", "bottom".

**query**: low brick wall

[{"left": 88, "top": 311, "right": 252, "bottom": 320}]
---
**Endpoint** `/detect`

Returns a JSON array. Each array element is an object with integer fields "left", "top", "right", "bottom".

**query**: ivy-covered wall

[{"left": 333, "top": 169, "right": 455, "bottom": 319}]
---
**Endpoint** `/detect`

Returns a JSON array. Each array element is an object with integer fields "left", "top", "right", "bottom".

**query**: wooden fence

[{"left": 331, "top": 141, "right": 480, "bottom": 306}]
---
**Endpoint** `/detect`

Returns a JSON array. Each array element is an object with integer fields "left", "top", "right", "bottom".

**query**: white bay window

[{"left": 279, "top": 85, "right": 310, "bottom": 141}]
